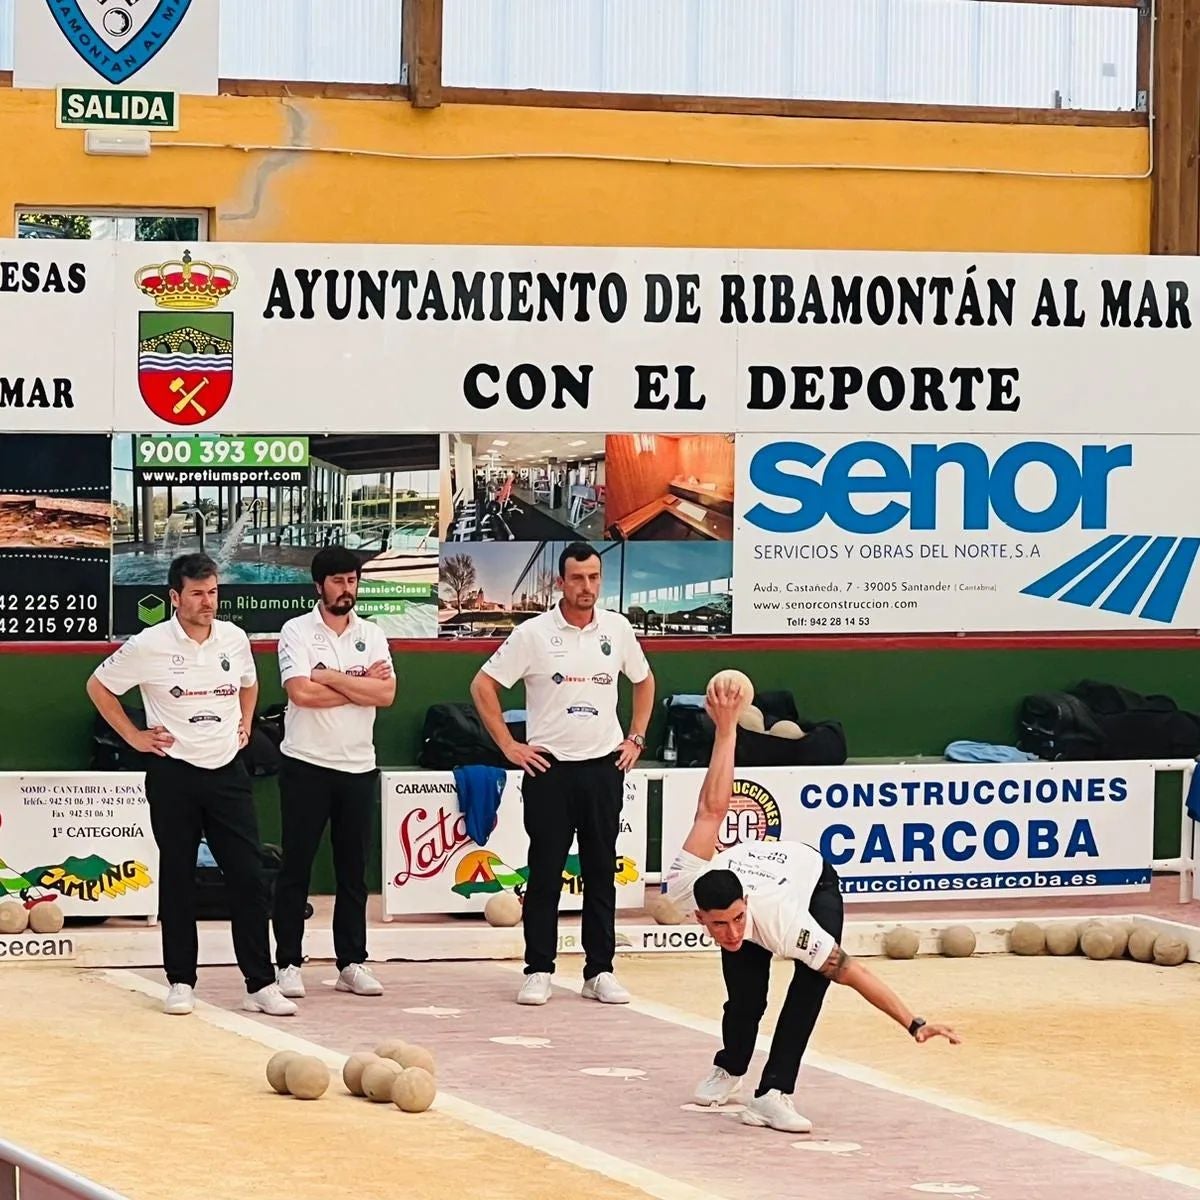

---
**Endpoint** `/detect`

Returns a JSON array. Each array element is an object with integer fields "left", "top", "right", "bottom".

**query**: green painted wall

[{"left": 1, "top": 643, "right": 1193, "bottom": 890}]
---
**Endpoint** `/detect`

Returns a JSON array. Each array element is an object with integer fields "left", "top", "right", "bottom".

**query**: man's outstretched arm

[
  {"left": 817, "top": 947, "right": 962, "bottom": 1044},
  {"left": 681, "top": 678, "right": 745, "bottom": 860}
]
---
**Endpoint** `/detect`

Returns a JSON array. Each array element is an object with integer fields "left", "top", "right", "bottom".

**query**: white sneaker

[
  {"left": 277, "top": 965, "right": 305, "bottom": 999},
  {"left": 163, "top": 983, "right": 194, "bottom": 1015},
  {"left": 694, "top": 1066, "right": 743, "bottom": 1106},
  {"left": 243, "top": 982, "right": 298, "bottom": 1017},
  {"left": 336, "top": 963, "right": 383, "bottom": 996},
  {"left": 517, "top": 972, "right": 553, "bottom": 1005},
  {"left": 741, "top": 1089, "right": 813, "bottom": 1134},
  {"left": 581, "top": 972, "right": 630, "bottom": 1004}
]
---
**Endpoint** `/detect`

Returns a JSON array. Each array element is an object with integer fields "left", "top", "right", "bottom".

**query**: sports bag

[{"left": 417, "top": 702, "right": 526, "bottom": 769}]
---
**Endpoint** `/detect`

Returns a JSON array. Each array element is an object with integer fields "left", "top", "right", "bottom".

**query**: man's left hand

[
  {"left": 237, "top": 722, "right": 250, "bottom": 749},
  {"left": 616, "top": 737, "right": 643, "bottom": 771},
  {"left": 915, "top": 1022, "right": 962, "bottom": 1045}
]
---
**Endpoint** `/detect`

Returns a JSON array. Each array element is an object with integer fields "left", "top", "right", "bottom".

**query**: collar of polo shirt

[
  {"left": 550, "top": 600, "right": 598, "bottom": 633},
  {"left": 309, "top": 601, "right": 365, "bottom": 638},
  {"left": 170, "top": 611, "right": 222, "bottom": 647}
]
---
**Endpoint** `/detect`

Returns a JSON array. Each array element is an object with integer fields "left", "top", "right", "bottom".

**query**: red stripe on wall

[{"left": 4, "top": 632, "right": 1200, "bottom": 656}]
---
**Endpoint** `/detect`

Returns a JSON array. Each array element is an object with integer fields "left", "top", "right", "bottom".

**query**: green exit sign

[{"left": 56, "top": 87, "right": 179, "bottom": 131}]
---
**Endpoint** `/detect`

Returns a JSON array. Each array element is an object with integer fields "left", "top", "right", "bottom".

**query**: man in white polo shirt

[
  {"left": 272, "top": 546, "right": 395, "bottom": 1000},
  {"left": 85, "top": 553, "right": 296, "bottom": 1018},
  {"left": 470, "top": 541, "right": 655, "bottom": 1007},
  {"left": 663, "top": 677, "right": 960, "bottom": 1134}
]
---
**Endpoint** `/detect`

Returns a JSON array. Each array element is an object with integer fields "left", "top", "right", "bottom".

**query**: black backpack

[
  {"left": 1016, "top": 692, "right": 1108, "bottom": 761},
  {"left": 659, "top": 689, "right": 848, "bottom": 768},
  {"left": 1018, "top": 681, "right": 1200, "bottom": 761},
  {"left": 90, "top": 704, "right": 151, "bottom": 771},
  {"left": 1072, "top": 679, "right": 1200, "bottom": 760},
  {"left": 417, "top": 702, "right": 527, "bottom": 769}
]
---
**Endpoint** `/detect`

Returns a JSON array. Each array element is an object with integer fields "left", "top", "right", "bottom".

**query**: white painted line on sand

[
  {"left": 98, "top": 970, "right": 730, "bottom": 1200},
  {"left": 541, "top": 969, "right": 1200, "bottom": 1192}
]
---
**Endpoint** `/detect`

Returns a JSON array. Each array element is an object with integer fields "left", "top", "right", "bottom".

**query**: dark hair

[
  {"left": 168, "top": 552, "right": 219, "bottom": 594},
  {"left": 693, "top": 869, "right": 744, "bottom": 912},
  {"left": 558, "top": 541, "right": 601, "bottom": 578},
  {"left": 311, "top": 546, "right": 361, "bottom": 585}
]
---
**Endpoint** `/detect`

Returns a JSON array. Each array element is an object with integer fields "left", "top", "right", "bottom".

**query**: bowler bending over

[{"left": 663, "top": 678, "right": 960, "bottom": 1134}]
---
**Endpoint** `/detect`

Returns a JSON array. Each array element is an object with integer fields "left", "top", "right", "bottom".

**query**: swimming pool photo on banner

[{"left": 110, "top": 433, "right": 440, "bottom": 637}]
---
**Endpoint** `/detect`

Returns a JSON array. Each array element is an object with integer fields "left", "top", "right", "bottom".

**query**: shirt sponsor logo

[
  {"left": 600, "top": 635, "right": 612, "bottom": 657},
  {"left": 591, "top": 673, "right": 613, "bottom": 685},
  {"left": 566, "top": 704, "right": 600, "bottom": 718},
  {"left": 552, "top": 673, "right": 588, "bottom": 685},
  {"left": 171, "top": 655, "right": 185, "bottom": 666},
  {"left": 795, "top": 928, "right": 811, "bottom": 951},
  {"left": 355, "top": 639, "right": 366, "bottom": 652},
  {"left": 219, "top": 653, "right": 230, "bottom": 672},
  {"left": 168, "top": 685, "right": 237, "bottom": 699},
  {"left": 188, "top": 711, "right": 222, "bottom": 724}
]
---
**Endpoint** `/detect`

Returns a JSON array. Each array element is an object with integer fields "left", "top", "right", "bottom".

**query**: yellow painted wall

[{"left": 0, "top": 84, "right": 1150, "bottom": 252}]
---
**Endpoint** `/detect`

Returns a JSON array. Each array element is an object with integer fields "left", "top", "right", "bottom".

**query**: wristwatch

[
  {"left": 907, "top": 1017, "right": 926, "bottom": 1038},
  {"left": 626, "top": 733, "right": 646, "bottom": 749}
]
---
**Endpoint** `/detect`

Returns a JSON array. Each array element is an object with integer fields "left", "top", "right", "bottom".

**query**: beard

[{"left": 326, "top": 593, "right": 355, "bottom": 615}]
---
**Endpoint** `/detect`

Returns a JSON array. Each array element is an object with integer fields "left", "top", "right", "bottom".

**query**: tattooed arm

[{"left": 817, "top": 946, "right": 962, "bottom": 1044}]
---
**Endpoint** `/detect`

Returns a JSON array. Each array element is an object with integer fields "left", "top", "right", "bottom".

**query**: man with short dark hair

[
  {"left": 470, "top": 541, "right": 655, "bottom": 1006},
  {"left": 86, "top": 553, "right": 295, "bottom": 1018},
  {"left": 662, "top": 677, "right": 960, "bottom": 1133},
  {"left": 272, "top": 546, "right": 395, "bottom": 999}
]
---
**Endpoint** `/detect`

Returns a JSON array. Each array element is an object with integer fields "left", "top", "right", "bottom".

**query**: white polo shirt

[
  {"left": 480, "top": 604, "right": 650, "bottom": 761},
  {"left": 277, "top": 605, "right": 391, "bottom": 773},
  {"left": 663, "top": 840, "right": 837, "bottom": 971},
  {"left": 92, "top": 616, "right": 256, "bottom": 771}
]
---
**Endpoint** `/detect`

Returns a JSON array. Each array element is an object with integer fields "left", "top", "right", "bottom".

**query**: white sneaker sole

[
  {"left": 580, "top": 986, "right": 631, "bottom": 1004},
  {"left": 163, "top": 1006, "right": 193, "bottom": 1016},
  {"left": 517, "top": 991, "right": 550, "bottom": 1006},
  {"left": 740, "top": 1109, "right": 812, "bottom": 1134},
  {"left": 278, "top": 986, "right": 306, "bottom": 999},
  {"left": 694, "top": 1083, "right": 742, "bottom": 1106},
  {"left": 242, "top": 998, "right": 297, "bottom": 1017},
  {"left": 336, "top": 981, "right": 383, "bottom": 996}
]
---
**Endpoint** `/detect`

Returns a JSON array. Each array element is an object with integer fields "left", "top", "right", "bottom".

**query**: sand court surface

[{"left": 3, "top": 952, "right": 1200, "bottom": 1199}]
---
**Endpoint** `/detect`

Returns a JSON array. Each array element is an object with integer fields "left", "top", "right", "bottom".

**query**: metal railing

[{"left": 0, "top": 1138, "right": 128, "bottom": 1200}]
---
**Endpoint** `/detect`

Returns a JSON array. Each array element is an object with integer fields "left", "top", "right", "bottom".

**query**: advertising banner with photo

[
  {"left": 439, "top": 430, "right": 734, "bottom": 638},
  {"left": 734, "top": 433, "right": 1200, "bottom": 635},
  {"left": 0, "top": 773, "right": 159, "bottom": 919},
  {"left": 660, "top": 762, "right": 1154, "bottom": 901},
  {"left": 0, "top": 434, "right": 112, "bottom": 642},
  {"left": 111, "top": 432, "right": 439, "bottom": 636},
  {"left": 381, "top": 770, "right": 648, "bottom": 917}
]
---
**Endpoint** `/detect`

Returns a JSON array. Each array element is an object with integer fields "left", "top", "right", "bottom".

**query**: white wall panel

[{"left": 0, "top": 0, "right": 1138, "bottom": 109}]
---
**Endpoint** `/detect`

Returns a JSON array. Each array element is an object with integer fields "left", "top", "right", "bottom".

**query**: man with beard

[{"left": 272, "top": 546, "right": 395, "bottom": 999}]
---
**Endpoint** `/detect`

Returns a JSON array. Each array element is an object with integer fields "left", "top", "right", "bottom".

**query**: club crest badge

[{"left": 47, "top": 0, "right": 194, "bottom": 84}]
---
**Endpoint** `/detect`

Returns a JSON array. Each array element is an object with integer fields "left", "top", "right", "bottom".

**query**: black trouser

[
  {"left": 144, "top": 755, "right": 274, "bottom": 994},
  {"left": 272, "top": 754, "right": 377, "bottom": 972},
  {"left": 521, "top": 752, "right": 623, "bottom": 981},
  {"left": 714, "top": 860, "right": 844, "bottom": 1096}
]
